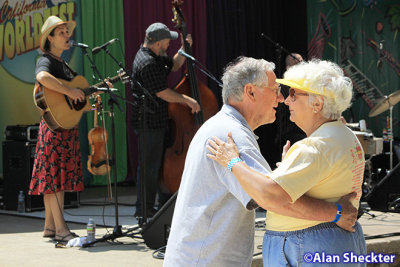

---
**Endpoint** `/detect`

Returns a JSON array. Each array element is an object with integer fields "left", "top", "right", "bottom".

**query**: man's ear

[{"left": 244, "top": 84, "right": 256, "bottom": 101}]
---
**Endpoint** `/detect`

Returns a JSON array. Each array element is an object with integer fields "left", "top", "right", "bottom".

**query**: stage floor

[{"left": 0, "top": 185, "right": 399, "bottom": 266}]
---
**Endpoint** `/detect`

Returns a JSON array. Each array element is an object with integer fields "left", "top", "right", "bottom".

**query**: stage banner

[
  {"left": 307, "top": 0, "right": 400, "bottom": 138},
  {"left": 0, "top": 0, "right": 86, "bottom": 179}
]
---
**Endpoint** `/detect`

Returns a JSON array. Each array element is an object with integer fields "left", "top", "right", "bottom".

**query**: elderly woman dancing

[{"left": 207, "top": 59, "right": 367, "bottom": 267}]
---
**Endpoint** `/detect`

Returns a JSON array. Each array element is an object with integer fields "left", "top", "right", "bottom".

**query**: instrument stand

[
  {"left": 79, "top": 47, "right": 136, "bottom": 247},
  {"left": 100, "top": 46, "right": 158, "bottom": 228},
  {"left": 389, "top": 105, "right": 394, "bottom": 171}
]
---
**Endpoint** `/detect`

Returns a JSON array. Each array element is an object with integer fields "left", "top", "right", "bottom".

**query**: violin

[{"left": 87, "top": 95, "right": 112, "bottom": 176}]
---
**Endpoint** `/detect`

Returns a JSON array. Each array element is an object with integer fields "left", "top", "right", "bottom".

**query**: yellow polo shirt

[{"left": 266, "top": 121, "right": 365, "bottom": 231}]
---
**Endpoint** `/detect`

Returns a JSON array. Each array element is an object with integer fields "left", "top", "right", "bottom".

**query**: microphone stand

[
  {"left": 79, "top": 47, "right": 139, "bottom": 247},
  {"left": 185, "top": 57, "right": 223, "bottom": 88},
  {"left": 260, "top": 33, "right": 300, "bottom": 77},
  {"left": 100, "top": 46, "right": 158, "bottom": 230},
  {"left": 260, "top": 33, "right": 302, "bottom": 163}
]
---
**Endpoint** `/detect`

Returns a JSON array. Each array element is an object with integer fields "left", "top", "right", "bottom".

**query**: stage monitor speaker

[
  {"left": 2, "top": 141, "right": 79, "bottom": 212},
  {"left": 368, "top": 161, "right": 400, "bottom": 212},
  {"left": 141, "top": 192, "right": 177, "bottom": 249}
]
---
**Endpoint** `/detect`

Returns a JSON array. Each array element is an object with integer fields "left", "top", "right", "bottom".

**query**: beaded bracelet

[{"left": 227, "top": 157, "right": 243, "bottom": 172}]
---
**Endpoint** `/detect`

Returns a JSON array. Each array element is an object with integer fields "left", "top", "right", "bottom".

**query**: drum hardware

[
  {"left": 369, "top": 90, "right": 400, "bottom": 170},
  {"left": 353, "top": 131, "right": 383, "bottom": 156},
  {"left": 361, "top": 157, "right": 384, "bottom": 201},
  {"left": 388, "top": 197, "right": 400, "bottom": 211}
]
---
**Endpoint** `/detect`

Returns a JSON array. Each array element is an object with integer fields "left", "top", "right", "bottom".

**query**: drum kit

[{"left": 349, "top": 89, "right": 400, "bottom": 211}]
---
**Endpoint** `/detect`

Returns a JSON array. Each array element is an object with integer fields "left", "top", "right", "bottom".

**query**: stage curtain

[
  {"left": 80, "top": 0, "right": 127, "bottom": 185},
  {"left": 206, "top": 0, "right": 307, "bottom": 167}
]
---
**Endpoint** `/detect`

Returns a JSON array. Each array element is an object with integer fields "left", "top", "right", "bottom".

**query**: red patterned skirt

[{"left": 29, "top": 119, "right": 84, "bottom": 195}]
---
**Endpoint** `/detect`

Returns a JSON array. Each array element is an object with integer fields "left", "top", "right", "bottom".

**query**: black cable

[{"left": 152, "top": 246, "right": 166, "bottom": 260}]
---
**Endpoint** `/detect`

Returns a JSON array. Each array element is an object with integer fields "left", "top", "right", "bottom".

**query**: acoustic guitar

[{"left": 33, "top": 70, "right": 127, "bottom": 132}]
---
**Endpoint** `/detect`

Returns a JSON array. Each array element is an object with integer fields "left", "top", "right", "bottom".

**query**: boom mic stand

[
  {"left": 98, "top": 46, "right": 158, "bottom": 228},
  {"left": 260, "top": 33, "right": 301, "bottom": 77},
  {"left": 184, "top": 56, "right": 222, "bottom": 88},
  {"left": 260, "top": 33, "right": 301, "bottom": 155},
  {"left": 78, "top": 46, "right": 137, "bottom": 247}
]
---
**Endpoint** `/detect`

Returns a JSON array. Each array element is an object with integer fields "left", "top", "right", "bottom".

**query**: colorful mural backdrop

[
  {"left": 307, "top": 0, "right": 400, "bottom": 139},
  {"left": 0, "top": 0, "right": 84, "bottom": 178}
]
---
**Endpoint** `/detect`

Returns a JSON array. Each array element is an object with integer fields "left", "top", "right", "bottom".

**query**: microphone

[
  {"left": 70, "top": 40, "right": 89, "bottom": 49},
  {"left": 260, "top": 32, "right": 271, "bottom": 42},
  {"left": 85, "top": 87, "right": 118, "bottom": 96},
  {"left": 94, "top": 87, "right": 119, "bottom": 92},
  {"left": 178, "top": 49, "right": 197, "bottom": 62},
  {"left": 92, "top": 38, "right": 119, "bottom": 55}
]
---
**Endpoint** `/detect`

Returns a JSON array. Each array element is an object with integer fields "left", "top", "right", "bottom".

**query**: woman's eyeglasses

[{"left": 289, "top": 88, "right": 309, "bottom": 101}]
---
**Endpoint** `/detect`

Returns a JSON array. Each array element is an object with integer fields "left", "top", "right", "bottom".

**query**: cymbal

[{"left": 368, "top": 90, "right": 400, "bottom": 117}]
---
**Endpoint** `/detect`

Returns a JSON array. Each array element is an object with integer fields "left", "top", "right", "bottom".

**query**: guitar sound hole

[{"left": 73, "top": 99, "right": 87, "bottom": 110}]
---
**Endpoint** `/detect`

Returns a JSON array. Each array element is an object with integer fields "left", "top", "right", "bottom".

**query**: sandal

[
  {"left": 70, "top": 232, "right": 79, "bottom": 238},
  {"left": 53, "top": 233, "right": 74, "bottom": 243},
  {"left": 43, "top": 228, "right": 56, "bottom": 238}
]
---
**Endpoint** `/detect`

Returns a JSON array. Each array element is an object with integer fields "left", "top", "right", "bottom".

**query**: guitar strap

[{"left": 63, "top": 60, "right": 78, "bottom": 77}]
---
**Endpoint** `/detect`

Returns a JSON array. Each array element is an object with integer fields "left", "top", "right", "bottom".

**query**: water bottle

[
  {"left": 17, "top": 191, "right": 25, "bottom": 213},
  {"left": 87, "top": 218, "right": 96, "bottom": 243}
]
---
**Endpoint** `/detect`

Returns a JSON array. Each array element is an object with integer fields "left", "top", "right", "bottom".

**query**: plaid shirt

[{"left": 132, "top": 46, "right": 173, "bottom": 129}]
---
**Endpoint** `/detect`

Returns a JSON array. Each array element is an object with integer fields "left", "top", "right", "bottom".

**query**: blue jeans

[{"left": 263, "top": 222, "right": 366, "bottom": 267}]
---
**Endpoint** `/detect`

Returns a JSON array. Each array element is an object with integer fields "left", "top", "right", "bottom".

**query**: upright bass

[{"left": 161, "top": 0, "right": 219, "bottom": 193}]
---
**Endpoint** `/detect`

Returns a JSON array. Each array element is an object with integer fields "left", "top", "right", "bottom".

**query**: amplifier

[
  {"left": 4, "top": 124, "right": 39, "bottom": 142},
  {"left": 2, "top": 141, "right": 79, "bottom": 212}
]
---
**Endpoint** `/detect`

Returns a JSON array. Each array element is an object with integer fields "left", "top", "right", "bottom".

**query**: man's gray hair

[{"left": 221, "top": 57, "right": 275, "bottom": 104}]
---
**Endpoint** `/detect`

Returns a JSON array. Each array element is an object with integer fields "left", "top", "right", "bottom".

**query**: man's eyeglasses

[
  {"left": 253, "top": 84, "right": 281, "bottom": 96},
  {"left": 264, "top": 85, "right": 281, "bottom": 96},
  {"left": 289, "top": 88, "right": 309, "bottom": 101}
]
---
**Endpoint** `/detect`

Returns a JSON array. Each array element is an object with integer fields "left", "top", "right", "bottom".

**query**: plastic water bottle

[
  {"left": 17, "top": 191, "right": 25, "bottom": 213},
  {"left": 87, "top": 218, "right": 96, "bottom": 243}
]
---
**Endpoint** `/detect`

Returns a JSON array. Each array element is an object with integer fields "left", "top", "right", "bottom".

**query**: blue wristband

[
  {"left": 227, "top": 157, "right": 242, "bottom": 172},
  {"left": 332, "top": 203, "right": 342, "bottom": 223}
]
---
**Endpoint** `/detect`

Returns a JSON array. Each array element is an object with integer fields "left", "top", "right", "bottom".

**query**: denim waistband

[{"left": 265, "top": 221, "right": 360, "bottom": 237}]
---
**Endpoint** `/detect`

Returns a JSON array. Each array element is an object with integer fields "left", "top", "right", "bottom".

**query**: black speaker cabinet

[
  {"left": 2, "top": 141, "right": 79, "bottom": 212},
  {"left": 368, "top": 161, "right": 400, "bottom": 212},
  {"left": 141, "top": 192, "right": 177, "bottom": 249}
]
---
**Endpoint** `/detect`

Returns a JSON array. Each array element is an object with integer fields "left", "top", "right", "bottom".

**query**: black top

[
  {"left": 35, "top": 54, "right": 76, "bottom": 81},
  {"left": 131, "top": 46, "right": 173, "bottom": 129}
]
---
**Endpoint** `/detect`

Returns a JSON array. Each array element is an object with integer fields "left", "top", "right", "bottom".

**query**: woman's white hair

[
  {"left": 221, "top": 56, "right": 275, "bottom": 104},
  {"left": 284, "top": 59, "right": 353, "bottom": 120}
]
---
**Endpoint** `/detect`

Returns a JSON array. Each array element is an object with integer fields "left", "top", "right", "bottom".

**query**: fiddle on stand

[
  {"left": 96, "top": 45, "right": 157, "bottom": 228},
  {"left": 79, "top": 47, "right": 136, "bottom": 247}
]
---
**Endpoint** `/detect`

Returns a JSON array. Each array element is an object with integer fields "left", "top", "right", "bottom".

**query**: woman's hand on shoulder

[{"left": 207, "top": 132, "right": 240, "bottom": 167}]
